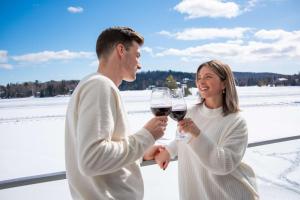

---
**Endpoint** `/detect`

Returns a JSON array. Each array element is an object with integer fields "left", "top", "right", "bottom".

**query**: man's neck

[{"left": 97, "top": 60, "right": 122, "bottom": 87}]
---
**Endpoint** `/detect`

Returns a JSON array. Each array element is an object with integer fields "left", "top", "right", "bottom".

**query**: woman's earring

[{"left": 222, "top": 89, "right": 225, "bottom": 94}]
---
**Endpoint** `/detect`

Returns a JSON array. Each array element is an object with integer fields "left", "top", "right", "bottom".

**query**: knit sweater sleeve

[
  {"left": 76, "top": 80, "right": 155, "bottom": 176},
  {"left": 188, "top": 116, "right": 248, "bottom": 175},
  {"left": 165, "top": 140, "right": 178, "bottom": 159}
]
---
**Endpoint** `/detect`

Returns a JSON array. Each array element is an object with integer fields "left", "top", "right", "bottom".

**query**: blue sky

[{"left": 0, "top": 0, "right": 300, "bottom": 85}]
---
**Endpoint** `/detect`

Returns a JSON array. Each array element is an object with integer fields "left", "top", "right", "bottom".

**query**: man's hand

[
  {"left": 143, "top": 145, "right": 165, "bottom": 161},
  {"left": 144, "top": 116, "right": 168, "bottom": 140}
]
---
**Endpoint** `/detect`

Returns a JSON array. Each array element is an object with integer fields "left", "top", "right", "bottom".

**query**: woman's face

[{"left": 196, "top": 66, "right": 225, "bottom": 100}]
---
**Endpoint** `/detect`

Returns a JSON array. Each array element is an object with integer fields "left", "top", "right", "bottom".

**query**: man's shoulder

[
  {"left": 82, "top": 73, "right": 109, "bottom": 84},
  {"left": 71, "top": 73, "right": 118, "bottom": 99},
  {"left": 78, "top": 73, "right": 116, "bottom": 89}
]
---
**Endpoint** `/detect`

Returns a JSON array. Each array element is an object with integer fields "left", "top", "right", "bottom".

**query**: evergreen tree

[{"left": 165, "top": 75, "right": 178, "bottom": 89}]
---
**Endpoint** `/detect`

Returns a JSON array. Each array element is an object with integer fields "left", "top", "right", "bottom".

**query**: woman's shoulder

[
  {"left": 227, "top": 111, "right": 245, "bottom": 120},
  {"left": 224, "top": 111, "right": 247, "bottom": 127}
]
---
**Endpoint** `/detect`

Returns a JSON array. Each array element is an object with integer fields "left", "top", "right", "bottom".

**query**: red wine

[
  {"left": 170, "top": 109, "right": 187, "bottom": 121},
  {"left": 151, "top": 106, "right": 172, "bottom": 116}
]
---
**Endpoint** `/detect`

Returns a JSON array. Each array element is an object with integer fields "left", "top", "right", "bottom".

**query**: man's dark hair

[{"left": 96, "top": 26, "right": 144, "bottom": 59}]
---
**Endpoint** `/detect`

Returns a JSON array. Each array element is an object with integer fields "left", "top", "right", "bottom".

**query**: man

[{"left": 65, "top": 27, "right": 168, "bottom": 200}]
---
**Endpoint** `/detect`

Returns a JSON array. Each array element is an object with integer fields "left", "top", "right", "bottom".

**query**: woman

[{"left": 155, "top": 60, "right": 259, "bottom": 200}]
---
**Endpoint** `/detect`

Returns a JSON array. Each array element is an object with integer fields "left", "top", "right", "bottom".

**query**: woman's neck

[{"left": 204, "top": 96, "right": 223, "bottom": 109}]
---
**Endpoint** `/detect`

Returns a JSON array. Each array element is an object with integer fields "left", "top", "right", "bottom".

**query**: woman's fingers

[{"left": 163, "top": 160, "right": 169, "bottom": 170}]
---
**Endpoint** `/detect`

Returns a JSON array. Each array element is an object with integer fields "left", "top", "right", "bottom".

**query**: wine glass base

[{"left": 175, "top": 132, "right": 191, "bottom": 143}]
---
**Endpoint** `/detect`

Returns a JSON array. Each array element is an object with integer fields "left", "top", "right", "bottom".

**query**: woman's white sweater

[
  {"left": 166, "top": 104, "right": 259, "bottom": 200},
  {"left": 65, "top": 73, "right": 155, "bottom": 200}
]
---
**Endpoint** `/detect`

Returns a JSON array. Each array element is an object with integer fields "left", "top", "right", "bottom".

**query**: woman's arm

[{"left": 188, "top": 117, "right": 248, "bottom": 175}]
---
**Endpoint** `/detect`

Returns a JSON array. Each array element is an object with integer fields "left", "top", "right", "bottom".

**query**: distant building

[
  {"left": 146, "top": 85, "right": 155, "bottom": 90},
  {"left": 275, "top": 77, "right": 288, "bottom": 86},
  {"left": 68, "top": 89, "right": 74, "bottom": 95},
  {"left": 182, "top": 78, "right": 191, "bottom": 83},
  {"left": 35, "top": 92, "right": 41, "bottom": 97},
  {"left": 277, "top": 78, "right": 288, "bottom": 82}
]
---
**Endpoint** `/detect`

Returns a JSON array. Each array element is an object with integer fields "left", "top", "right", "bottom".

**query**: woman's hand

[
  {"left": 178, "top": 118, "right": 201, "bottom": 138},
  {"left": 143, "top": 145, "right": 165, "bottom": 161},
  {"left": 154, "top": 148, "right": 170, "bottom": 170}
]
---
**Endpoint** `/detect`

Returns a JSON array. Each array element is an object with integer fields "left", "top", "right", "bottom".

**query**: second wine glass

[{"left": 169, "top": 88, "right": 188, "bottom": 140}]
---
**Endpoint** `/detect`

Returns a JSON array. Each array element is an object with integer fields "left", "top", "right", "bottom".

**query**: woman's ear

[{"left": 221, "top": 81, "right": 226, "bottom": 90}]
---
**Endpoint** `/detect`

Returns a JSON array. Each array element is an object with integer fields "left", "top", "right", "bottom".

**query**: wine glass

[
  {"left": 150, "top": 87, "right": 172, "bottom": 116},
  {"left": 169, "top": 88, "right": 188, "bottom": 140}
]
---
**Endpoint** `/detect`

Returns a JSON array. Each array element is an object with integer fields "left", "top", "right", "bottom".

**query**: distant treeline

[{"left": 1, "top": 70, "right": 300, "bottom": 98}]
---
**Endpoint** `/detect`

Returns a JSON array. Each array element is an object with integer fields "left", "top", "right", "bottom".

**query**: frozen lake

[{"left": 0, "top": 86, "right": 300, "bottom": 199}]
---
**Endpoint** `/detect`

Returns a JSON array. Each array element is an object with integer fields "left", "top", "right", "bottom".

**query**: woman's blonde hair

[{"left": 196, "top": 60, "right": 240, "bottom": 116}]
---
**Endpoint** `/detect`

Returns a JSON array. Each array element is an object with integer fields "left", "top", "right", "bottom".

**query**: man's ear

[{"left": 116, "top": 43, "right": 125, "bottom": 58}]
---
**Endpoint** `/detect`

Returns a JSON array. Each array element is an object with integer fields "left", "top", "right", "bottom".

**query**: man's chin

[{"left": 124, "top": 77, "right": 136, "bottom": 82}]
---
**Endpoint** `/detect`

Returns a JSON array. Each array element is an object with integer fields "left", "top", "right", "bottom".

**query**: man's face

[{"left": 122, "top": 41, "right": 141, "bottom": 82}]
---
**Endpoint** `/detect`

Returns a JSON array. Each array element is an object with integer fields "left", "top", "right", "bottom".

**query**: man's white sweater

[
  {"left": 65, "top": 73, "right": 155, "bottom": 200},
  {"left": 167, "top": 103, "right": 259, "bottom": 200}
]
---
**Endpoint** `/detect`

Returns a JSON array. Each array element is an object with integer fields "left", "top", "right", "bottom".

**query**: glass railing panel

[
  {"left": 1, "top": 140, "right": 299, "bottom": 199},
  {"left": 245, "top": 139, "right": 300, "bottom": 199}
]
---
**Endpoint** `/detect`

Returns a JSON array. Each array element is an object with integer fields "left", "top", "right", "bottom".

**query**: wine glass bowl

[
  {"left": 169, "top": 109, "right": 187, "bottom": 121},
  {"left": 170, "top": 88, "right": 187, "bottom": 121},
  {"left": 150, "top": 87, "right": 172, "bottom": 116}
]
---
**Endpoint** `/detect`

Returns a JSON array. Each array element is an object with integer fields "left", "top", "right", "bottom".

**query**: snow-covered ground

[{"left": 0, "top": 86, "right": 300, "bottom": 199}]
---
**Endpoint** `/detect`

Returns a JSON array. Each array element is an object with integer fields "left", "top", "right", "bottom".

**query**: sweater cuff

[
  {"left": 133, "top": 128, "right": 155, "bottom": 164},
  {"left": 166, "top": 140, "right": 178, "bottom": 159},
  {"left": 134, "top": 127, "right": 155, "bottom": 149}
]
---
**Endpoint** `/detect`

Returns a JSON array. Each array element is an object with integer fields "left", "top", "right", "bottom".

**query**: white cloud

[
  {"left": 67, "top": 6, "right": 83, "bottom": 13},
  {"left": 243, "top": 0, "right": 258, "bottom": 12},
  {"left": 157, "top": 30, "right": 173, "bottom": 37},
  {"left": 226, "top": 39, "right": 245, "bottom": 45},
  {"left": 12, "top": 50, "right": 94, "bottom": 63},
  {"left": 174, "top": 0, "right": 259, "bottom": 19},
  {"left": 254, "top": 29, "right": 294, "bottom": 40},
  {"left": 141, "top": 46, "right": 154, "bottom": 56},
  {"left": 0, "top": 63, "right": 12, "bottom": 70},
  {"left": 155, "top": 29, "right": 300, "bottom": 62},
  {"left": 158, "top": 27, "right": 251, "bottom": 40},
  {"left": 156, "top": 43, "right": 242, "bottom": 58},
  {"left": 174, "top": 0, "right": 240, "bottom": 19},
  {"left": 0, "top": 50, "right": 12, "bottom": 69},
  {"left": 89, "top": 60, "right": 99, "bottom": 67},
  {"left": 253, "top": 29, "right": 300, "bottom": 59}
]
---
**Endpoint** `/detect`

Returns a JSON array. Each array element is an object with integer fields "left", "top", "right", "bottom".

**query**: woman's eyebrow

[{"left": 198, "top": 73, "right": 214, "bottom": 77}]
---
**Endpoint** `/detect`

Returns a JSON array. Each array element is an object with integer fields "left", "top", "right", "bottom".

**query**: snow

[{"left": 0, "top": 86, "right": 300, "bottom": 199}]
